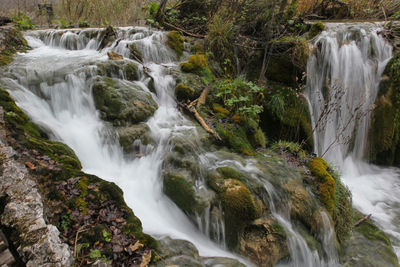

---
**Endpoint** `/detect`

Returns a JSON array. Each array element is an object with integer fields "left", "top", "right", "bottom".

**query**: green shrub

[
  {"left": 12, "top": 12, "right": 35, "bottom": 31},
  {"left": 214, "top": 76, "right": 264, "bottom": 120}
]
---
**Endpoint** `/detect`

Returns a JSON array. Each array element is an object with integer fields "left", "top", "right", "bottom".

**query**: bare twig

[{"left": 354, "top": 214, "right": 371, "bottom": 227}]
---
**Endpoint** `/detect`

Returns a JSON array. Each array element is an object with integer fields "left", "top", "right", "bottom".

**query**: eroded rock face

[{"left": 0, "top": 112, "right": 73, "bottom": 266}]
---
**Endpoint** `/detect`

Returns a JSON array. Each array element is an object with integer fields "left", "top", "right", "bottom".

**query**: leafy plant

[
  {"left": 103, "top": 230, "right": 112, "bottom": 242},
  {"left": 12, "top": 12, "right": 35, "bottom": 31},
  {"left": 215, "top": 77, "right": 264, "bottom": 119}
]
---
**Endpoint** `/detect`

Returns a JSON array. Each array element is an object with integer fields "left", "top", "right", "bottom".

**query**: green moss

[
  {"left": 253, "top": 128, "right": 267, "bottom": 148},
  {"left": 221, "top": 179, "right": 259, "bottom": 249},
  {"left": 308, "top": 22, "right": 325, "bottom": 39},
  {"left": 261, "top": 86, "right": 313, "bottom": 151},
  {"left": 308, "top": 157, "right": 336, "bottom": 212},
  {"left": 180, "top": 54, "right": 208, "bottom": 74},
  {"left": 212, "top": 104, "right": 230, "bottom": 116},
  {"left": 163, "top": 173, "right": 197, "bottom": 215},
  {"left": 217, "top": 167, "right": 242, "bottom": 180},
  {"left": 267, "top": 37, "right": 310, "bottom": 86},
  {"left": 369, "top": 53, "right": 400, "bottom": 166},
  {"left": 175, "top": 83, "right": 194, "bottom": 101},
  {"left": 167, "top": 31, "right": 184, "bottom": 57},
  {"left": 215, "top": 123, "right": 254, "bottom": 155},
  {"left": 124, "top": 63, "right": 139, "bottom": 81}
]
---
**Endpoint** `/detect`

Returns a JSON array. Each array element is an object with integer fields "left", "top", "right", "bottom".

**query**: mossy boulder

[
  {"left": 96, "top": 61, "right": 139, "bottom": 81},
  {"left": 308, "top": 22, "right": 325, "bottom": 39},
  {"left": 282, "top": 179, "right": 322, "bottom": 235},
  {"left": 117, "top": 123, "right": 152, "bottom": 152},
  {"left": 369, "top": 53, "right": 400, "bottom": 166},
  {"left": 220, "top": 179, "right": 259, "bottom": 249},
  {"left": 267, "top": 36, "right": 310, "bottom": 86},
  {"left": 175, "top": 83, "right": 195, "bottom": 101},
  {"left": 261, "top": 85, "right": 313, "bottom": 151},
  {"left": 92, "top": 77, "right": 157, "bottom": 126},
  {"left": 163, "top": 172, "right": 202, "bottom": 215},
  {"left": 308, "top": 157, "right": 336, "bottom": 212},
  {"left": 239, "top": 218, "right": 289, "bottom": 267},
  {"left": 180, "top": 54, "right": 208, "bottom": 74},
  {"left": 170, "top": 67, "right": 205, "bottom": 98},
  {"left": 166, "top": 31, "right": 184, "bottom": 57}
]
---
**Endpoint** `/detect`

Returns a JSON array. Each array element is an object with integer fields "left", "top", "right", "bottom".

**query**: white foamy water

[
  {"left": 1, "top": 27, "right": 250, "bottom": 264},
  {"left": 306, "top": 22, "right": 400, "bottom": 259}
]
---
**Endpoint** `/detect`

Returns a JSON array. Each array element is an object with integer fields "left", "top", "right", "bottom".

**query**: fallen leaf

[
  {"left": 140, "top": 250, "right": 151, "bottom": 267},
  {"left": 25, "top": 161, "right": 35, "bottom": 170},
  {"left": 129, "top": 241, "right": 143, "bottom": 252}
]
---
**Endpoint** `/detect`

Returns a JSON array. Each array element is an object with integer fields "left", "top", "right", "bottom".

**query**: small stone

[{"left": 107, "top": 51, "right": 123, "bottom": 60}]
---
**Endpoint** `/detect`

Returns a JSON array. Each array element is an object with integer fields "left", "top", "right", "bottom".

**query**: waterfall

[
  {"left": 0, "top": 27, "right": 250, "bottom": 264},
  {"left": 306, "top": 22, "right": 400, "bottom": 259}
]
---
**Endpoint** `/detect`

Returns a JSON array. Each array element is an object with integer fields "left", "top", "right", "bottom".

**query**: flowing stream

[
  {"left": 306, "top": 22, "right": 400, "bottom": 259},
  {"left": 0, "top": 25, "right": 361, "bottom": 266},
  {"left": 0, "top": 27, "right": 247, "bottom": 263}
]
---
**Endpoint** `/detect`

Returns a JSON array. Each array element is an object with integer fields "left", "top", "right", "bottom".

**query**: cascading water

[
  {"left": 0, "top": 27, "right": 250, "bottom": 264},
  {"left": 0, "top": 25, "right": 345, "bottom": 266},
  {"left": 306, "top": 22, "right": 400, "bottom": 259}
]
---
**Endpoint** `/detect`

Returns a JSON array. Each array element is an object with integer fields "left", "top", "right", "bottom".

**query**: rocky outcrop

[{"left": 0, "top": 108, "right": 73, "bottom": 266}]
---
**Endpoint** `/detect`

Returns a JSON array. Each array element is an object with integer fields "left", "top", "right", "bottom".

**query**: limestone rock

[
  {"left": 0, "top": 139, "right": 73, "bottom": 266},
  {"left": 107, "top": 51, "right": 123, "bottom": 60}
]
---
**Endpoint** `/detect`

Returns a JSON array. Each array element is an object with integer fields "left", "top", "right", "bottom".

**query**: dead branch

[
  {"left": 197, "top": 87, "right": 209, "bottom": 108},
  {"left": 354, "top": 214, "right": 371, "bottom": 227},
  {"left": 180, "top": 88, "right": 221, "bottom": 140},
  {"left": 162, "top": 21, "right": 205, "bottom": 39}
]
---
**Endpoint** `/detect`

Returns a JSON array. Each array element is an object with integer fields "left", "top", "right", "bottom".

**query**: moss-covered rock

[
  {"left": 239, "top": 218, "right": 289, "bottom": 267},
  {"left": 117, "top": 123, "right": 152, "bottom": 152},
  {"left": 308, "top": 22, "right": 325, "bottom": 39},
  {"left": 166, "top": 31, "right": 184, "bottom": 57},
  {"left": 175, "top": 83, "right": 195, "bottom": 101},
  {"left": 369, "top": 53, "right": 400, "bottom": 166},
  {"left": 92, "top": 77, "right": 157, "bottom": 126},
  {"left": 308, "top": 157, "right": 336, "bottom": 212},
  {"left": 340, "top": 212, "right": 399, "bottom": 267},
  {"left": 163, "top": 172, "right": 198, "bottom": 215},
  {"left": 215, "top": 122, "right": 254, "bottom": 156},
  {"left": 267, "top": 36, "right": 310, "bottom": 86},
  {"left": 261, "top": 85, "right": 313, "bottom": 151},
  {"left": 308, "top": 157, "right": 353, "bottom": 243},
  {"left": 96, "top": 61, "right": 139, "bottom": 81},
  {"left": 180, "top": 54, "right": 208, "bottom": 74},
  {"left": 220, "top": 179, "right": 259, "bottom": 249}
]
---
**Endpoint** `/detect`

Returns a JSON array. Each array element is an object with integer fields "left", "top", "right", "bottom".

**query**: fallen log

[
  {"left": 354, "top": 214, "right": 372, "bottom": 227},
  {"left": 180, "top": 87, "right": 221, "bottom": 140}
]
